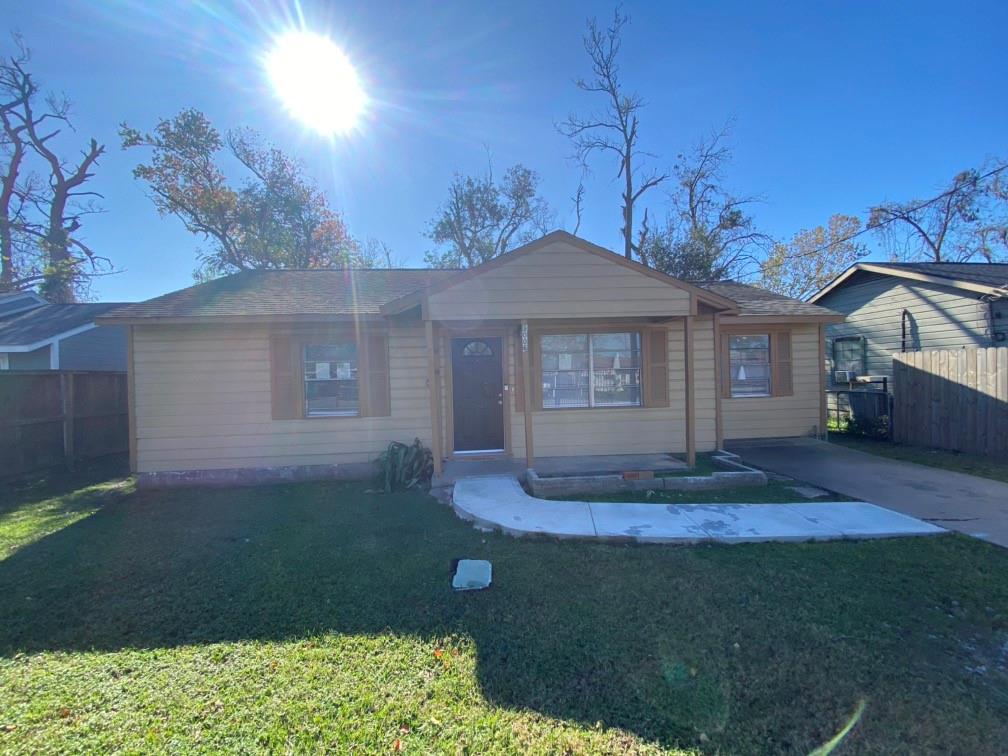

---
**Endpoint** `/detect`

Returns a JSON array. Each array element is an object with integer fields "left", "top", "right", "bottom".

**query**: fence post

[{"left": 61, "top": 371, "right": 75, "bottom": 470}]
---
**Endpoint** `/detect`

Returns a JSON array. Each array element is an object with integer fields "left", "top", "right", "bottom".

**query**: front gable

[{"left": 422, "top": 232, "right": 732, "bottom": 321}]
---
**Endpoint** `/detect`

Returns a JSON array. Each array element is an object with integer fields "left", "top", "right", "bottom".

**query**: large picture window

[
  {"left": 541, "top": 332, "right": 642, "bottom": 409},
  {"left": 304, "top": 343, "right": 359, "bottom": 416},
  {"left": 729, "top": 334, "right": 771, "bottom": 397}
]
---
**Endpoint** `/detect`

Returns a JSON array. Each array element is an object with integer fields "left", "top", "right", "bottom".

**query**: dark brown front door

[{"left": 451, "top": 337, "right": 505, "bottom": 452}]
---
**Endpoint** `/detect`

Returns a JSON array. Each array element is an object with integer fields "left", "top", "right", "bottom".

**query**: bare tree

[
  {"left": 639, "top": 125, "right": 768, "bottom": 280},
  {"left": 869, "top": 162, "right": 1008, "bottom": 262},
  {"left": 558, "top": 8, "right": 667, "bottom": 259},
  {"left": 0, "top": 36, "right": 106, "bottom": 301}
]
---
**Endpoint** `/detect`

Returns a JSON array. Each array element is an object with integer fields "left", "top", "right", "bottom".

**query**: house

[
  {"left": 808, "top": 262, "right": 1008, "bottom": 387},
  {"left": 97, "top": 232, "right": 843, "bottom": 483},
  {"left": 0, "top": 291, "right": 129, "bottom": 371}
]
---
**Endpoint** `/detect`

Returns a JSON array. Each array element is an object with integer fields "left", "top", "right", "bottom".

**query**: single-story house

[
  {"left": 0, "top": 291, "right": 129, "bottom": 371},
  {"left": 808, "top": 262, "right": 1008, "bottom": 386},
  {"left": 98, "top": 231, "right": 843, "bottom": 483}
]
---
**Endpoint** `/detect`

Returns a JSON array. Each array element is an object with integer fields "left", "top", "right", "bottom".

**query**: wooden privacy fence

[
  {"left": 892, "top": 347, "right": 1008, "bottom": 457},
  {"left": 0, "top": 371, "right": 128, "bottom": 478}
]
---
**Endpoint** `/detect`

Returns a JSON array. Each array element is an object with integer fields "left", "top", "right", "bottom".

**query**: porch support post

[
  {"left": 713, "top": 312, "right": 724, "bottom": 450},
  {"left": 818, "top": 323, "right": 827, "bottom": 439},
  {"left": 521, "top": 319, "right": 534, "bottom": 468},
  {"left": 127, "top": 325, "right": 137, "bottom": 473},
  {"left": 684, "top": 314, "right": 696, "bottom": 468},
  {"left": 425, "top": 319, "right": 444, "bottom": 477}
]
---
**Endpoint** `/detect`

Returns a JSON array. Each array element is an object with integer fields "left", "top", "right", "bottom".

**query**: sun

[{"left": 265, "top": 31, "right": 366, "bottom": 135}]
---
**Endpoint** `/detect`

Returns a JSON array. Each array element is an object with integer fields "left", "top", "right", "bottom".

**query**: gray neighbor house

[
  {"left": 0, "top": 291, "right": 128, "bottom": 371},
  {"left": 809, "top": 262, "right": 1008, "bottom": 389}
]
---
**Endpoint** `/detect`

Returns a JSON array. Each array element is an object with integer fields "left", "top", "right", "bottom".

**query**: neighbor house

[
  {"left": 98, "top": 232, "right": 843, "bottom": 483},
  {"left": 0, "top": 291, "right": 128, "bottom": 371},
  {"left": 809, "top": 262, "right": 1008, "bottom": 387}
]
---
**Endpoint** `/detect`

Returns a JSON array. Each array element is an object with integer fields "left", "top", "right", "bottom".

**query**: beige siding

[
  {"left": 133, "top": 322, "right": 432, "bottom": 473},
  {"left": 722, "top": 323, "right": 822, "bottom": 439},
  {"left": 427, "top": 239, "right": 692, "bottom": 320}
]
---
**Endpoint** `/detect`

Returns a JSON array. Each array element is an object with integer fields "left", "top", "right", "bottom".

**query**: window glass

[
  {"left": 541, "top": 332, "right": 642, "bottom": 409},
  {"left": 462, "top": 340, "right": 493, "bottom": 357},
  {"left": 833, "top": 337, "right": 864, "bottom": 375},
  {"left": 304, "top": 343, "right": 359, "bottom": 416},
  {"left": 729, "top": 334, "right": 771, "bottom": 397}
]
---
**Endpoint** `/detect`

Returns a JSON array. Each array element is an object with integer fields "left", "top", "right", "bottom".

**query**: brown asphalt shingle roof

[
  {"left": 103, "top": 269, "right": 458, "bottom": 320},
  {"left": 694, "top": 281, "right": 841, "bottom": 317},
  {"left": 102, "top": 268, "right": 835, "bottom": 321}
]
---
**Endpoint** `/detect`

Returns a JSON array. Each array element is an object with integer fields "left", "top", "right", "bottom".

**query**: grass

[
  {"left": 0, "top": 475, "right": 1006, "bottom": 753},
  {"left": 828, "top": 434, "right": 1008, "bottom": 484}
]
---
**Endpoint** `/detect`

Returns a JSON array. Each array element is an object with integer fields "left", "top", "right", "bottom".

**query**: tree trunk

[
  {"left": 40, "top": 187, "right": 74, "bottom": 303},
  {"left": 623, "top": 154, "right": 633, "bottom": 259}
]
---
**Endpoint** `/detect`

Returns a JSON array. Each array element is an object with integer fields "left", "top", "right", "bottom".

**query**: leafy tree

[
  {"left": 121, "top": 109, "right": 366, "bottom": 280},
  {"left": 760, "top": 214, "right": 868, "bottom": 300},
  {"left": 558, "top": 8, "right": 667, "bottom": 260},
  {"left": 639, "top": 125, "right": 767, "bottom": 280},
  {"left": 425, "top": 163, "right": 551, "bottom": 268},
  {"left": 868, "top": 162, "right": 1008, "bottom": 262},
  {"left": 1, "top": 36, "right": 106, "bottom": 302}
]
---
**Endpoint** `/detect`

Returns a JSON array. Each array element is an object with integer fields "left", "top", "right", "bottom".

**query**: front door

[{"left": 451, "top": 337, "right": 505, "bottom": 453}]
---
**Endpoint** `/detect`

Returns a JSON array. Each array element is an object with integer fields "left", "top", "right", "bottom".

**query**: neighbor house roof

[
  {"left": 100, "top": 233, "right": 840, "bottom": 324},
  {"left": 809, "top": 262, "right": 1008, "bottom": 303},
  {"left": 695, "top": 281, "right": 842, "bottom": 319},
  {"left": 0, "top": 302, "right": 126, "bottom": 348}
]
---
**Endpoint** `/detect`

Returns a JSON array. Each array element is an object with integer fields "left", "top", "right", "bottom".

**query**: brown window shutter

[
  {"left": 270, "top": 335, "right": 302, "bottom": 419},
  {"left": 362, "top": 332, "right": 391, "bottom": 417},
  {"left": 644, "top": 328, "right": 669, "bottom": 408},
  {"left": 772, "top": 331, "right": 793, "bottom": 397},
  {"left": 513, "top": 339, "right": 526, "bottom": 412},
  {"left": 720, "top": 336, "right": 732, "bottom": 399},
  {"left": 529, "top": 334, "right": 543, "bottom": 410}
]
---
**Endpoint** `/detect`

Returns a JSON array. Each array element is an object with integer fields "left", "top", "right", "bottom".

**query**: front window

[
  {"left": 729, "top": 334, "right": 771, "bottom": 397},
  {"left": 833, "top": 336, "right": 865, "bottom": 376},
  {"left": 304, "top": 343, "right": 359, "bottom": 416},
  {"left": 541, "top": 332, "right": 642, "bottom": 409}
]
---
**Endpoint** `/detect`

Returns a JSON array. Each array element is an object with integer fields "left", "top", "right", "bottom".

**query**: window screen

[{"left": 304, "top": 343, "right": 359, "bottom": 416}]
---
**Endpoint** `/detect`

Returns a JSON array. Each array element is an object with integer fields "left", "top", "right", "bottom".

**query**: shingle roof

[
  {"left": 0, "top": 302, "right": 126, "bottom": 345},
  {"left": 862, "top": 262, "right": 1008, "bottom": 289},
  {"left": 102, "top": 269, "right": 458, "bottom": 320},
  {"left": 695, "top": 281, "right": 842, "bottom": 318},
  {"left": 102, "top": 267, "right": 835, "bottom": 322}
]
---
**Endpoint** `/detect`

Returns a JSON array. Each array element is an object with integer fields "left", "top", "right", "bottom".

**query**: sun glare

[{"left": 266, "top": 31, "right": 366, "bottom": 135}]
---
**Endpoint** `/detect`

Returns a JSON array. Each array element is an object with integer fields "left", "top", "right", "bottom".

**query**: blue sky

[{"left": 7, "top": 0, "right": 1007, "bottom": 301}]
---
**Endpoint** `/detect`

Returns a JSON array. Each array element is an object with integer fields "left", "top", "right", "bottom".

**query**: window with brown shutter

[
  {"left": 720, "top": 328, "right": 794, "bottom": 398},
  {"left": 771, "top": 330, "right": 793, "bottom": 396},
  {"left": 269, "top": 329, "right": 391, "bottom": 419}
]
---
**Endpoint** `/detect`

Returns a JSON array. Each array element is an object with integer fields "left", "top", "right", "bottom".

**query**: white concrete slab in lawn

[{"left": 590, "top": 502, "right": 708, "bottom": 542}]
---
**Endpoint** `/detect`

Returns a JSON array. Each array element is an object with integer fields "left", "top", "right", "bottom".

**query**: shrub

[{"left": 377, "top": 439, "right": 434, "bottom": 492}]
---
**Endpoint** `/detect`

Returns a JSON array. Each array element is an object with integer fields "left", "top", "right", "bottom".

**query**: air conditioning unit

[{"left": 834, "top": 370, "right": 857, "bottom": 384}]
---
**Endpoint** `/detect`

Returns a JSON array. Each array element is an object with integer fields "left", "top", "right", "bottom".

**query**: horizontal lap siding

[
  {"left": 133, "top": 323, "right": 431, "bottom": 473},
  {"left": 722, "top": 324, "right": 821, "bottom": 439},
  {"left": 819, "top": 276, "right": 991, "bottom": 380},
  {"left": 427, "top": 241, "right": 692, "bottom": 320}
]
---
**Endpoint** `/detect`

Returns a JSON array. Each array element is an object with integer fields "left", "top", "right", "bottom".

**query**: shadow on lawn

[{"left": 0, "top": 480, "right": 1005, "bottom": 752}]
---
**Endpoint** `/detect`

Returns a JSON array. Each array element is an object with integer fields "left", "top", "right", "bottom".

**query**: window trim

[
  {"left": 727, "top": 333, "right": 772, "bottom": 399},
  {"left": 302, "top": 340, "right": 361, "bottom": 419},
  {"left": 720, "top": 326, "right": 794, "bottom": 400},
  {"left": 539, "top": 329, "right": 644, "bottom": 410},
  {"left": 832, "top": 335, "right": 866, "bottom": 377}
]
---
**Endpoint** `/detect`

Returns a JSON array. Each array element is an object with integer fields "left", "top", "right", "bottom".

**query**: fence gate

[{"left": 892, "top": 347, "right": 1008, "bottom": 457}]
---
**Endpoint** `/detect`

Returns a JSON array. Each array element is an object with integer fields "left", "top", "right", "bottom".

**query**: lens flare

[{"left": 265, "top": 30, "right": 366, "bottom": 135}]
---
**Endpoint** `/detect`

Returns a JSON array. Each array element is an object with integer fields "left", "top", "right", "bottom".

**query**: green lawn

[
  {"left": 828, "top": 434, "right": 1008, "bottom": 484},
  {"left": 1, "top": 475, "right": 1007, "bottom": 753}
]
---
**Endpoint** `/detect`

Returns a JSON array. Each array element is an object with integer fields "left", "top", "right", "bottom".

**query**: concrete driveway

[{"left": 728, "top": 438, "right": 1008, "bottom": 548}]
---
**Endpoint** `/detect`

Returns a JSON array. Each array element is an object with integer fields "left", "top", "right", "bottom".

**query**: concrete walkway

[
  {"left": 452, "top": 476, "right": 945, "bottom": 544},
  {"left": 729, "top": 438, "right": 1008, "bottom": 548}
]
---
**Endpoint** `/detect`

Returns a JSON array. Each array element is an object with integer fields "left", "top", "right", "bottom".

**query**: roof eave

[
  {"left": 95, "top": 313, "right": 389, "bottom": 326},
  {"left": 721, "top": 312, "right": 846, "bottom": 325},
  {"left": 809, "top": 262, "right": 1001, "bottom": 303}
]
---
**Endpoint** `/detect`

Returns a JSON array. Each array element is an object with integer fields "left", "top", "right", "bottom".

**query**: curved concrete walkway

[{"left": 452, "top": 476, "right": 945, "bottom": 544}]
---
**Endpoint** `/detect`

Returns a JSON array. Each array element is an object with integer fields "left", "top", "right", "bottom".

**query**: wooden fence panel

[
  {"left": 0, "top": 370, "right": 128, "bottom": 479},
  {"left": 892, "top": 347, "right": 1008, "bottom": 457}
]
